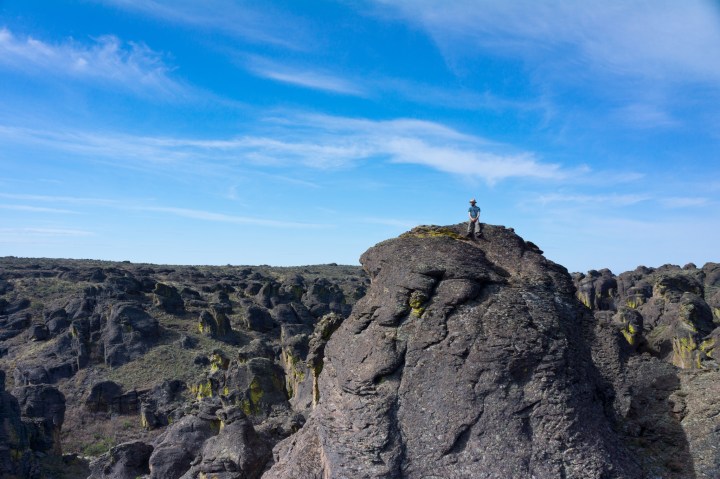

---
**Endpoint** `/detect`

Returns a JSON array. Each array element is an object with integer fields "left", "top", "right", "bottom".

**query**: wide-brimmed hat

[{"left": 469, "top": 198, "right": 477, "bottom": 204}]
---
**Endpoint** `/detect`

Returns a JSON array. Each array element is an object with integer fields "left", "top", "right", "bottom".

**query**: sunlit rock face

[{"left": 267, "top": 224, "right": 641, "bottom": 479}]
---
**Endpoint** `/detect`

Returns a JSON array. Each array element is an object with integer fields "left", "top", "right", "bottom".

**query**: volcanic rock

[
  {"left": 88, "top": 441, "right": 153, "bottom": 479},
  {"left": 266, "top": 224, "right": 640, "bottom": 478},
  {"left": 153, "top": 282, "right": 185, "bottom": 313}
]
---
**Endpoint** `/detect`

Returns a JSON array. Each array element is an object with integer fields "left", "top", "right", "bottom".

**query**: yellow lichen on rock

[
  {"left": 699, "top": 337, "right": 716, "bottom": 358},
  {"left": 621, "top": 323, "right": 637, "bottom": 346},
  {"left": 409, "top": 290, "right": 428, "bottom": 317},
  {"left": 209, "top": 352, "right": 230, "bottom": 372},
  {"left": 402, "top": 226, "right": 467, "bottom": 241},
  {"left": 626, "top": 296, "right": 644, "bottom": 309},
  {"left": 190, "top": 380, "right": 213, "bottom": 400},
  {"left": 577, "top": 292, "right": 592, "bottom": 309},
  {"left": 671, "top": 336, "right": 701, "bottom": 369}
]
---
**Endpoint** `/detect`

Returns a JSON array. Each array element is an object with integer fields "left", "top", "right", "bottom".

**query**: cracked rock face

[{"left": 266, "top": 225, "right": 639, "bottom": 479}]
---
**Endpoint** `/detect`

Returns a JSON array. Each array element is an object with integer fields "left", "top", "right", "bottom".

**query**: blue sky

[{"left": 1, "top": 0, "right": 719, "bottom": 273}]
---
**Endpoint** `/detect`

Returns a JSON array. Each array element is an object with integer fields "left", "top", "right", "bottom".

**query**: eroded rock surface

[{"left": 267, "top": 224, "right": 640, "bottom": 479}]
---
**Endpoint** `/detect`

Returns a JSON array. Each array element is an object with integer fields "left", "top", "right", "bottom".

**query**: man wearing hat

[{"left": 467, "top": 198, "right": 481, "bottom": 238}]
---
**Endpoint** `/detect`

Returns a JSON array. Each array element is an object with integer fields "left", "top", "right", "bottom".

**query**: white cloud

[
  {"left": 538, "top": 193, "right": 651, "bottom": 207},
  {"left": 0, "top": 113, "right": 574, "bottom": 183},
  {"left": 660, "top": 197, "right": 709, "bottom": 208},
  {"left": 99, "top": 0, "right": 308, "bottom": 49},
  {"left": 135, "top": 206, "right": 327, "bottom": 229},
  {"left": 0, "top": 28, "right": 182, "bottom": 96},
  {"left": 614, "top": 104, "right": 680, "bottom": 129},
  {"left": 0, "top": 204, "right": 80, "bottom": 214},
  {"left": 0, "top": 192, "right": 327, "bottom": 229},
  {"left": 0, "top": 228, "right": 94, "bottom": 237},
  {"left": 372, "top": 0, "right": 720, "bottom": 84},
  {"left": 246, "top": 57, "right": 366, "bottom": 96},
  {"left": 0, "top": 193, "right": 120, "bottom": 206}
]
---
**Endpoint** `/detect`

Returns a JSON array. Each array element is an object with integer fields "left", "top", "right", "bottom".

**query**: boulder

[
  {"left": 153, "top": 282, "right": 185, "bottom": 313},
  {"left": 239, "top": 302, "right": 275, "bottom": 333},
  {"left": 575, "top": 269, "right": 617, "bottom": 310},
  {"left": 301, "top": 278, "right": 348, "bottom": 317},
  {"left": 140, "top": 380, "right": 186, "bottom": 429},
  {"left": 11, "top": 384, "right": 66, "bottom": 455},
  {"left": 88, "top": 441, "right": 153, "bottom": 479},
  {"left": 149, "top": 404, "right": 223, "bottom": 479},
  {"left": 103, "top": 303, "right": 159, "bottom": 367},
  {"left": 179, "top": 407, "right": 270, "bottom": 479},
  {"left": 198, "top": 308, "right": 233, "bottom": 339},
  {"left": 223, "top": 358, "right": 289, "bottom": 418},
  {"left": 85, "top": 381, "right": 123, "bottom": 413},
  {"left": 27, "top": 323, "right": 49, "bottom": 341}
]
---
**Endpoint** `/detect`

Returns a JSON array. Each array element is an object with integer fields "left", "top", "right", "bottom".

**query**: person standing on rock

[{"left": 467, "top": 198, "right": 481, "bottom": 238}]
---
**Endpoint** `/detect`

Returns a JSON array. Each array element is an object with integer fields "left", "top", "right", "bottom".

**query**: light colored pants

[{"left": 467, "top": 219, "right": 480, "bottom": 234}]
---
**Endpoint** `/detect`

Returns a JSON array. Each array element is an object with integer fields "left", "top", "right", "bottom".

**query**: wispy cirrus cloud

[
  {"left": 613, "top": 103, "right": 680, "bottom": 129},
  {"left": 245, "top": 57, "right": 366, "bottom": 96},
  {"left": 538, "top": 193, "right": 651, "bottom": 207},
  {"left": 371, "top": 0, "right": 720, "bottom": 84},
  {"left": 0, "top": 204, "right": 80, "bottom": 214},
  {"left": 98, "top": 0, "right": 309, "bottom": 49},
  {"left": 135, "top": 206, "right": 327, "bottom": 229},
  {"left": 0, "top": 193, "right": 121, "bottom": 206},
  {"left": 0, "top": 193, "right": 326, "bottom": 229},
  {"left": 0, "top": 228, "right": 95, "bottom": 238},
  {"left": 244, "top": 55, "right": 546, "bottom": 113},
  {"left": 369, "top": 0, "right": 720, "bottom": 134},
  {"left": 0, "top": 113, "right": 578, "bottom": 184},
  {"left": 0, "top": 28, "right": 183, "bottom": 96},
  {"left": 660, "top": 197, "right": 710, "bottom": 208}
]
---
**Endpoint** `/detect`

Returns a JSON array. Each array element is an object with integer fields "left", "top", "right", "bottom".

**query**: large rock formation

[
  {"left": 266, "top": 225, "right": 640, "bottom": 478},
  {"left": 1, "top": 229, "right": 718, "bottom": 478},
  {"left": 573, "top": 263, "right": 720, "bottom": 370},
  {"left": 0, "top": 369, "right": 67, "bottom": 478}
]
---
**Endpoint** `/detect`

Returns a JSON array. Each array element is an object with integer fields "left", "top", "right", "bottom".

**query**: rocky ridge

[
  {"left": 0, "top": 258, "right": 367, "bottom": 478},
  {"left": 265, "top": 224, "right": 719, "bottom": 479},
  {"left": 0, "top": 224, "right": 718, "bottom": 478}
]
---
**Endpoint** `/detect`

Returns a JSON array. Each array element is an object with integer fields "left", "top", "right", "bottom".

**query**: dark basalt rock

[
  {"left": 0, "top": 369, "right": 35, "bottom": 477},
  {"left": 5, "top": 298, "right": 31, "bottom": 315},
  {"left": 88, "top": 441, "right": 153, "bottom": 479},
  {"left": 0, "top": 279, "right": 14, "bottom": 295},
  {"left": 103, "top": 302, "right": 159, "bottom": 367},
  {"left": 239, "top": 302, "right": 275, "bottom": 333},
  {"left": 267, "top": 224, "right": 640, "bottom": 479},
  {"left": 153, "top": 282, "right": 185, "bottom": 313},
  {"left": 180, "top": 407, "right": 271, "bottom": 479},
  {"left": 11, "top": 383, "right": 66, "bottom": 455},
  {"left": 141, "top": 380, "right": 187, "bottom": 429},
  {"left": 1, "top": 241, "right": 717, "bottom": 478},
  {"left": 223, "top": 358, "right": 289, "bottom": 418},
  {"left": 85, "top": 381, "right": 124, "bottom": 413},
  {"left": 148, "top": 403, "right": 224, "bottom": 479},
  {"left": 302, "top": 278, "right": 349, "bottom": 318},
  {"left": 576, "top": 264, "right": 720, "bottom": 370},
  {"left": 27, "top": 323, "right": 49, "bottom": 341}
]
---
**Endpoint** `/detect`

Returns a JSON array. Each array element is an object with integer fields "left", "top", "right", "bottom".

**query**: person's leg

[
  {"left": 467, "top": 220, "right": 474, "bottom": 235},
  {"left": 474, "top": 220, "right": 481, "bottom": 236}
]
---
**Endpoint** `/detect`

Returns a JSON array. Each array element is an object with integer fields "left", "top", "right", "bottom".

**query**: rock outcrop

[
  {"left": 573, "top": 263, "right": 720, "bottom": 370},
  {"left": 0, "top": 369, "right": 66, "bottom": 478},
  {"left": 1, "top": 229, "right": 719, "bottom": 478},
  {"left": 267, "top": 225, "right": 640, "bottom": 478},
  {"left": 575, "top": 262, "right": 720, "bottom": 478}
]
